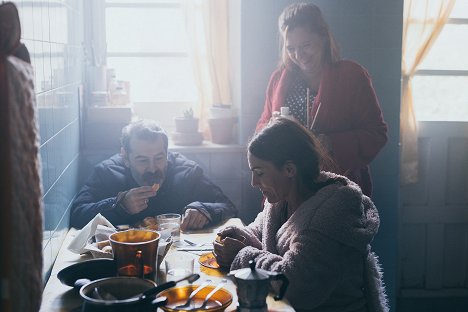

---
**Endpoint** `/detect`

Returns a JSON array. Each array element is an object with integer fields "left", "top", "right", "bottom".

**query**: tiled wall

[{"left": 15, "top": 0, "right": 84, "bottom": 280}]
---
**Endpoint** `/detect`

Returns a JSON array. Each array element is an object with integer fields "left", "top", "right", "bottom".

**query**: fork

[
  {"left": 184, "top": 239, "right": 210, "bottom": 247},
  {"left": 174, "top": 279, "right": 212, "bottom": 309},
  {"left": 196, "top": 279, "right": 227, "bottom": 310}
]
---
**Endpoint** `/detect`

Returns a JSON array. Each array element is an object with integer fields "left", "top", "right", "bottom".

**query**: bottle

[{"left": 280, "top": 107, "right": 295, "bottom": 121}]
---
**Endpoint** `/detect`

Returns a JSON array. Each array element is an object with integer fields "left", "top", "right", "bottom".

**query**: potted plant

[
  {"left": 174, "top": 108, "right": 199, "bottom": 133},
  {"left": 172, "top": 108, "right": 203, "bottom": 145}
]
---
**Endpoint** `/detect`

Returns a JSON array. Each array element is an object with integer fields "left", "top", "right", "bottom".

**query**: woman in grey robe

[{"left": 214, "top": 117, "right": 388, "bottom": 312}]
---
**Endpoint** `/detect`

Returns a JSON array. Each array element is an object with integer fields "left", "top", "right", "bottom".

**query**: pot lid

[{"left": 234, "top": 260, "right": 269, "bottom": 281}]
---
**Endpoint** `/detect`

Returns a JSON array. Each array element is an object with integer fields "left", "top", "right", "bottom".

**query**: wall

[
  {"left": 15, "top": 0, "right": 84, "bottom": 280},
  {"left": 236, "top": 1, "right": 402, "bottom": 310}
]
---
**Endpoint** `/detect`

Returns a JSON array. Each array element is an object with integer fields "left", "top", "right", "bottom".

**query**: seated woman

[{"left": 214, "top": 118, "right": 388, "bottom": 312}]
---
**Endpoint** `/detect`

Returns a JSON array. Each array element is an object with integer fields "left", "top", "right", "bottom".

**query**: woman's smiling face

[
  {"left": 248, "top": 152, "right": 292, "bottom": 204},
  {"left": 285, "top": 25, "right": 325, "bottom": 74}
]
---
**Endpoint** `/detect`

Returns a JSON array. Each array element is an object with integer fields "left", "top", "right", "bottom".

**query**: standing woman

[{"left": 256, "top": 2, "right": 388, "bottom": 197}]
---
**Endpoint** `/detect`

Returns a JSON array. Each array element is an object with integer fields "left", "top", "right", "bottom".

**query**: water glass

[
  {"left": 165, "top": 251, "right": 194, "bottom": 282},
  {"left": 156, "top": 213, "right": 181, "bottom": 242}
]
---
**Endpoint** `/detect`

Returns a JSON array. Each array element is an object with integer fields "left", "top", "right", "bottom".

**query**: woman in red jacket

[{"left": 256, "top": 2, "right": 388, "bottom": 197}]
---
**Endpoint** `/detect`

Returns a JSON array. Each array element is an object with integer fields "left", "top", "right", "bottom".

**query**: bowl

[{"left": 158, "top": 284, "right": 232, "bottom": 312}]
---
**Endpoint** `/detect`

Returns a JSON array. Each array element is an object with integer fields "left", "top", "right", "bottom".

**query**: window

[
  {"left": 99, "top": 0, "right": 198, "bottom": 130},
  {"left": 412, "top": 1, "right": 468, "bottom": 121}
]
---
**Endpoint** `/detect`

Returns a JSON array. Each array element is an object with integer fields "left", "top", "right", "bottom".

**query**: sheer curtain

[
  {"left": 401, "top": 0, "right": 455, "bottom": 183},
  {"left": 182, "top": 0, "right": 232, "bottom": 137}
]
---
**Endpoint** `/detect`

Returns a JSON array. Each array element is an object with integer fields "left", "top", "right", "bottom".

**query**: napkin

[
  {"left": 68, "top": 213, "right": 115, "bottom": 256},
  {"left": 68, "top": 214, "right": 173, "bottom": 262}
]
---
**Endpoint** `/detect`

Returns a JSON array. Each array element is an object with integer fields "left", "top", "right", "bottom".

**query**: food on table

[
  {"left": 199, "top": 252, "right": 220, "bottom": 269},
  {"left": 96, "top": 240, "right": 110, "bottom": 249},
  {"left": 143, "top": 216, "right": 157, "bottom": 226},
  {"left": 133, "top": 216, "right": 158, "bottom": 230},
  {"left": 101, "top": 245, "right": 113, "bottom": 254}
]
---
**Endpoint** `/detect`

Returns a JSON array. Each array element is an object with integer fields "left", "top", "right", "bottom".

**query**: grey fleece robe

[{"left": 230, "top": 172, "right": 388, "bottom": 312}]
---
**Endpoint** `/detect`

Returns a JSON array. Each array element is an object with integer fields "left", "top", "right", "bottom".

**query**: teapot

[{"left": 230, "top": 260, "right": 289, "bottom": 312}]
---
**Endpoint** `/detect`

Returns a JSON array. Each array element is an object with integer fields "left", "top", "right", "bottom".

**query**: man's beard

[{"left": 142, "top": 171, "right": 164, "bottom": 185}]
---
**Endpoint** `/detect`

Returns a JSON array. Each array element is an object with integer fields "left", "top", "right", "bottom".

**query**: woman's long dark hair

[{"left": 248, "top": 117, "right": 336, "bottom": 190}]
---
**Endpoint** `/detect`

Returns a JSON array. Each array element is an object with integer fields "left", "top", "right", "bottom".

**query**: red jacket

[{"left": 256, "top": 60, "right": 388, "bottom": 196}]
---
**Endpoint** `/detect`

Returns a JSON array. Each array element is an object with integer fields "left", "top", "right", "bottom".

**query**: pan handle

[
  {"left": 140, "top": 273, "right": 200, "bottom": 300},
  {"left": 150, "top": 296, "right": 168, "bottom": 308}
]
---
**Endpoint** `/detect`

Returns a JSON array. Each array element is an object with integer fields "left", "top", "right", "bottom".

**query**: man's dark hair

[{"left": 121, "top": 119, "right": 168, "bottom": 153}]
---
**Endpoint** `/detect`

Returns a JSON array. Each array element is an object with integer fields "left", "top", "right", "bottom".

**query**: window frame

[
  {"left": 412, "top": 16, "right": 468, "bottom": 122},
  {"left": 97, "top": 0, "right": 195, "bottom": 105},
  {"left": 85, "top": 0, "right": 197, "bottom": 132}
]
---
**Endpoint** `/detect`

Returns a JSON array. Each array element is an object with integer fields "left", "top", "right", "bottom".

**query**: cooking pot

[{"left": 79, "top": 277, "right": 167, "bottom": 312}]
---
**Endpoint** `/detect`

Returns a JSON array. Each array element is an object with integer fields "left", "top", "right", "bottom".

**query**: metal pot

[
  {"left": 231, "top": 260, "right": 289, "bottom": 311},
  {"left": 79, "top": 277, "right": 167, "bottom": 312}
]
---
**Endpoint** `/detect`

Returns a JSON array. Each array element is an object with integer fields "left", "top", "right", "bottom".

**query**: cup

[
  {"left": 109, "top": 229, "right": 160, "bottom": 280},
  {"left": 156, "top": 213, "right": 181, "bottom": 243},
  {"left": 165, "top": 251, "right": 194, "bottom": 282}
]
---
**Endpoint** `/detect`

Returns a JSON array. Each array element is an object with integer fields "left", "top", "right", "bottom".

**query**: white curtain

[
  {"left": 401, "top": 0, "right": 455, "bottom": 183},
  {"left": 182, "top": 0, "right": 232, "bottom": 137}
]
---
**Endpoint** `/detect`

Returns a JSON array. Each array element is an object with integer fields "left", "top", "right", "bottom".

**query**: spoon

[
  {"left": 174, "top": 279, "right": 212, "bottom": 309},
  {"left": 196, "top": 279, "right": 227, "bottom": 310},
  {"left": 138, "top": 273, "right": 200, "bottom": 301}
]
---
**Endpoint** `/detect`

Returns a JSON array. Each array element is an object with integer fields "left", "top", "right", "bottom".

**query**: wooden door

[{"left": 400, "top": 121, "right": 468, "bottom": 297}]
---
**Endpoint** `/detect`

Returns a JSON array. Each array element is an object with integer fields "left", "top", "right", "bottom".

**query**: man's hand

[
  {"left": 121, "top": 186, "right": 157, "bottom": 214},
  {"left": 180, "top": 208, "right": 209, "bottom": 231}
]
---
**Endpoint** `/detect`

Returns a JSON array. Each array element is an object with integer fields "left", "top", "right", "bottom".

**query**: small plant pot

[
  {"left": 174, "top": 117, "right": 199, "bottom": 133},
  {"left": 210, "top": 106, "right": 232, "bottom": 119},
  {"left": 209, "top": 117, "right": 235, "bottom": 144}
]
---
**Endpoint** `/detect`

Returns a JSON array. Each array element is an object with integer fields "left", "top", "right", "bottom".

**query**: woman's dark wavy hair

[
  {"left": 278, "top": 2, "right": 341, "bottom": 69},
  {"left": 121, "top": 119, "right": 168, "bottom": 154},
  {"left": 248, "top": 117, "right": 335, "bottom": 190}
]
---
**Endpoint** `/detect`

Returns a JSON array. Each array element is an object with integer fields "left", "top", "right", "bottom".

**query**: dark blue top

[{"left": 70, "top": 152, "right": 237, "bottom": 229}]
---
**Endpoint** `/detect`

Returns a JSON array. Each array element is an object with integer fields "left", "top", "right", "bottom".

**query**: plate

[
  {"left": 199, "top": 252, "right": 220, "bottom": 269},
  {"left": 158, "top": 284, "right": 232, "bottom": 312}
]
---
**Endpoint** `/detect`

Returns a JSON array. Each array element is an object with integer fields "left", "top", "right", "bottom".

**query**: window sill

[{"left": 169, "top": 140, "right": 244, "bottom": 153}]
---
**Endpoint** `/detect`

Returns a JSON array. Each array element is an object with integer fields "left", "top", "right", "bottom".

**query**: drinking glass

[
  {"left": 165, "top": 251, "right": 194, "bottom": 282},
  {"left": 109, "top": 229, "right": 159, "bottom": 280},
  {"left": 156, "top": 213, "right": 181, "bottom": 243}
]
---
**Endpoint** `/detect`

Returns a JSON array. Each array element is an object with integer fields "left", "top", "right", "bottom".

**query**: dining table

[{"left": 39, "top": 218, "right": 294, "bottom": 312}]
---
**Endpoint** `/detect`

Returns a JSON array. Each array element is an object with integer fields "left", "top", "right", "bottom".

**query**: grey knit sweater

[{"left": 230, "top": 172, "right": 388, "bottom": 312}]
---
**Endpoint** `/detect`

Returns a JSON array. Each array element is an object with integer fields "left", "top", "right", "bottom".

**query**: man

[{"left": 71, "top": 120, "right": 237, "bottom": 229}]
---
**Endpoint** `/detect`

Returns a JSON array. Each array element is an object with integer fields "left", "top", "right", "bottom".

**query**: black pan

[{"left": 57, "top": 258, "right": 116, "bottom": 288}]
